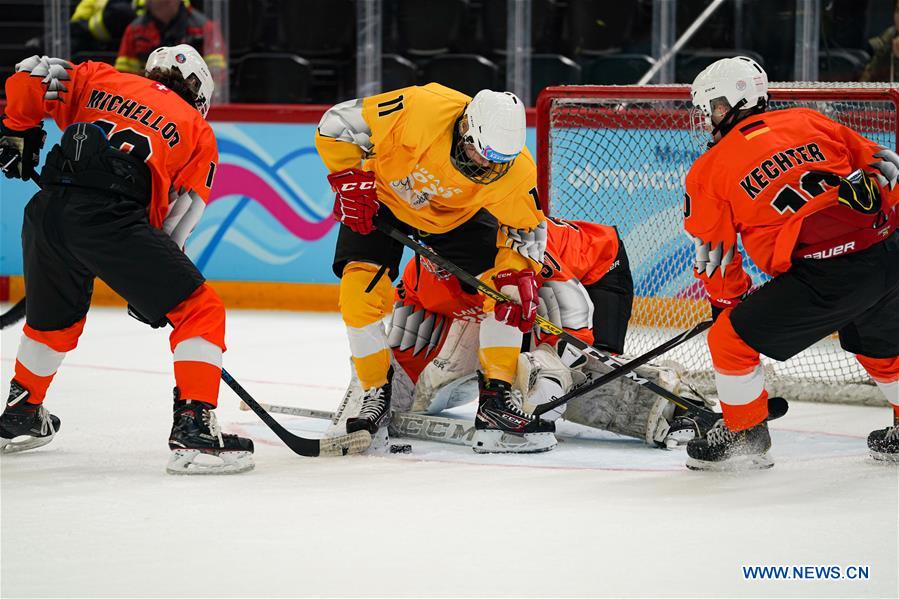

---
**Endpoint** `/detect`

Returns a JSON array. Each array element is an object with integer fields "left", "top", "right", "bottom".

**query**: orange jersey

[
  {"left": 684, "top": 107, "right": 899, "bottom": 305},
  {"left": 539, "top": 217, "right": 619, "bottom": 287},
  {"left": 3, "top": 59, "right": 218, "bottom": 229},
  {"left": 397, "top": 217, "right": 620, "bottom": 319}
]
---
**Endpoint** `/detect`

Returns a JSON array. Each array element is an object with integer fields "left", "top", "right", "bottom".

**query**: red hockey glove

[
  {"left": 328, "top": 168, "right": 379, "bottom": 235},
  {"left": 493, "top": 269, "right": 538, "bottom": 333}
]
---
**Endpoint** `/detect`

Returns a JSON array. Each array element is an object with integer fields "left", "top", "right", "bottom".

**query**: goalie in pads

[{"left": 330, "top": 217, "right": 698, "bottom": 447}]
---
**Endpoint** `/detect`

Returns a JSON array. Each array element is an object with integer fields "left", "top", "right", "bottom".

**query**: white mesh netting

[{"left": 541, "top": 84, "right": 898, "bottom": 406}]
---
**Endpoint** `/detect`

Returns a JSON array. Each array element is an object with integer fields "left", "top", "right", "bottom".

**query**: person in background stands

[
  {"left": 115, "top": 0, "right": 225, "bottom": 103},
  {"left": 860, "top": 0, "right": 899, "bottom": 82}
]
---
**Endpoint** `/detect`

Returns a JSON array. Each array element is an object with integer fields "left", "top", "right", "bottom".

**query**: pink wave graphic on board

[{"left": 208, "top": 163, "right": 335, "bottom": 241}]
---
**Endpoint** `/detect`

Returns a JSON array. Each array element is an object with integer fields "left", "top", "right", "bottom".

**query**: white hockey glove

[
  {"left": 163, "top": 189, "right": 206, "bottom": 249},
  {"left": 870, "top": 148, "right": 899, "bottom": 189},
  {"left": 501, "top": 221, "right": 548, "bottom": 263}
]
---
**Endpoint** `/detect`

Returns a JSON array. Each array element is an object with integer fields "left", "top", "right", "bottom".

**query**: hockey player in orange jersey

[
  {"left": 682, "top": 57, "right": 899, "bottom": 469},
  {"left": 0, "top": 45, "right": 254, "bottom": 474},
  {"left": 315, "top": 84, "right": 556, "bottom": 453}
]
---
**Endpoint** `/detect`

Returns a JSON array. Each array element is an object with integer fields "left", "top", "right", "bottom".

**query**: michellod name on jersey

[
  {"left": 739, "top": 143, "right": 826, "bottom": 200},
  {"left": 85, "top": 89, "right": 181, "bottom": 147}
]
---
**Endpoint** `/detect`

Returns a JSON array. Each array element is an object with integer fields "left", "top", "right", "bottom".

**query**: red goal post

[{"left": 536, "top": 84, "right": 899, "bottom": 405}]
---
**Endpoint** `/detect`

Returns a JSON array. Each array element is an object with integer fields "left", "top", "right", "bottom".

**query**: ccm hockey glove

[
  {"left": 0, "top": 123, "right": 45, "bottom": 181},
  {"left": 493, "top": 269, "right": 539, "bottom": 333},
  {"left": 328, "top": 168, "right": 379, "bottom": 235}
]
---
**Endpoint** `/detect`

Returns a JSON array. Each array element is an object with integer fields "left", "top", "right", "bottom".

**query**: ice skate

[
  {"left": 686, "top": 419, "right": 773, "bottom": 471},
  {"left": 167, "top": 389, "right": 254, "bottom": 475},
  {"left": 346, "top": 367, "right": 393, "bottom": 440},
  {"left": 1, "top": 380, "right": 60, "bottom": 454},
  {"left": 473, "top": 372, "right": 556, "bottom": 454},
  {"left": 868, "top": 421, "right": 899, "bottom": 462},
  {"left": 665, "top": 407, "right": 721, "bottom": 447}
]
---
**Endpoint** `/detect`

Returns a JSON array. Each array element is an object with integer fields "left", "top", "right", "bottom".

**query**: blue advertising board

[{"left": 0, "top": 121, "right": 539, "bottom": 284}]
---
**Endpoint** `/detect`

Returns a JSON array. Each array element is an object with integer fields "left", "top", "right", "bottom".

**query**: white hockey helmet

[
  {"left": 453, "top": 90, "right": 526, "bottom": 184},
  {"left": 690, "top": 56, "right": 768, "bottom": 137},
  {"left": 145, "top": 43, "right": 214, "bottom": 118}
]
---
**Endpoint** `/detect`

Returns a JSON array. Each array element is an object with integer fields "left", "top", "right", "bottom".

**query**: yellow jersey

[{"left": 315, "top": 83, "right": 544, "bottom": 236}]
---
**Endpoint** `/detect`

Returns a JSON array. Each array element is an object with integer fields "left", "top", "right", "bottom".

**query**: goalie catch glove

[
  {"left": 0, "top": 123, "right": 45, "bottom": 181},
  {"left": 328, "top": 168, "right": 379, "bottom": 235}
]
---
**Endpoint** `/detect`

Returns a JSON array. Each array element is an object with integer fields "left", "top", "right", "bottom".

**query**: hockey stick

[
  {"left": 0, "top": 295, "right": 367, "bottom": 454},
  {"left": 0, "top": 298, "right": 26, "bottom": 330},
  {"left": 219, "top": 368, "right": 372, "bottom": 457},
  {"left": 238, "top": 400, "right": 478, "bottom": 447},
  {"left": 239, "top": 400, "right": 334, "bottom": 420},
  {"left": 531, "top": 321, "right": 708, "bottom": 417},
  {"left": 533, "top": 330, "right": 789, "bottom": 421},
  {"left": 375, "top": 221, "right": 715, "bottom": 414}
]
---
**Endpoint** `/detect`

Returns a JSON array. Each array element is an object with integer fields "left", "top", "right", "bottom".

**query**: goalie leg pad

[
  {"left": 412, "top": 319, "right": 480, "bottom": 413},
  {"left": 515, "top": 342, "right": 587, "bottom": 420},
  {"left": 563, "top": 359, "right": 681, "bottom": 445}
]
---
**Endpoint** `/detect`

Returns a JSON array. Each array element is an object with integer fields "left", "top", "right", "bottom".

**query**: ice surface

[{"left": 2, "top": 306, "right": 897, "bottom": 597}]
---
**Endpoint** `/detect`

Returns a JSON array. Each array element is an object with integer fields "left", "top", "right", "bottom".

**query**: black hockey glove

[
  {"left": 0, "top": 122, "right": 46, "bottom": 181},
  {"left": 837, "top": 169, "right": 882, "bottom": 215},
  {"left": 127, "top": 304, "right": 169, "bottom": 329}
]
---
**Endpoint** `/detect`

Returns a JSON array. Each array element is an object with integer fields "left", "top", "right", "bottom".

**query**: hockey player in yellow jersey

[{"left": 315, "top": 83, "right": 556, "bottom": 453}]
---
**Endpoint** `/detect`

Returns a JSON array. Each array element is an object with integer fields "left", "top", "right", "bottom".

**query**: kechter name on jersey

[
  {"left": 740, "top": 142, "right": 826, "bottom": 199},
  {"left": 85, "top": 88, "right": 182, "bottom": 147}
]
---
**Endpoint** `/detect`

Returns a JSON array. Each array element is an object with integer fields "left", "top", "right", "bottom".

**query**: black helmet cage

[{"left": 449, "top": 117, "right": 515, "bottom": 185}]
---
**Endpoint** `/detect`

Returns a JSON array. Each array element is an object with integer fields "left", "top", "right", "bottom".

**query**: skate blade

[
  {"left": 318, "top": 430, "right": 373, "bottom": 456},
  {"left": 166, "top": 449, "right": 255, "bottom": 475},
  {"left": 686, "top": 452, "right": 774, "bottom": 472},
  {"left": 664, "top": 429, "right": 698, "bottom": 447},
  {"left": 869, "top": 450, "right": 899, "bottom": 463},
  {"left": 0, "top": 432, "right": 56, "bottom": 454},
  {"left": 471, "top": 430, "right": 557, "bottom": 454}
]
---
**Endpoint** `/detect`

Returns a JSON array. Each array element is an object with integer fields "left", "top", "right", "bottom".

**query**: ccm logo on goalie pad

[{"left": 340, "top": 181, "right": 376, "bottom": 192}]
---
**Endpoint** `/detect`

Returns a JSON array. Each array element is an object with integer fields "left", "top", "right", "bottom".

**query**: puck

[{"left": 389, "top": 443, "right": 412, "bottom": 454}]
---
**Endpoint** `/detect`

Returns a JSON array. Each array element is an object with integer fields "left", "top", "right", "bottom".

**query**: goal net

[{"left": 537, "top": 83, "right": 899, "bottom": 406}]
